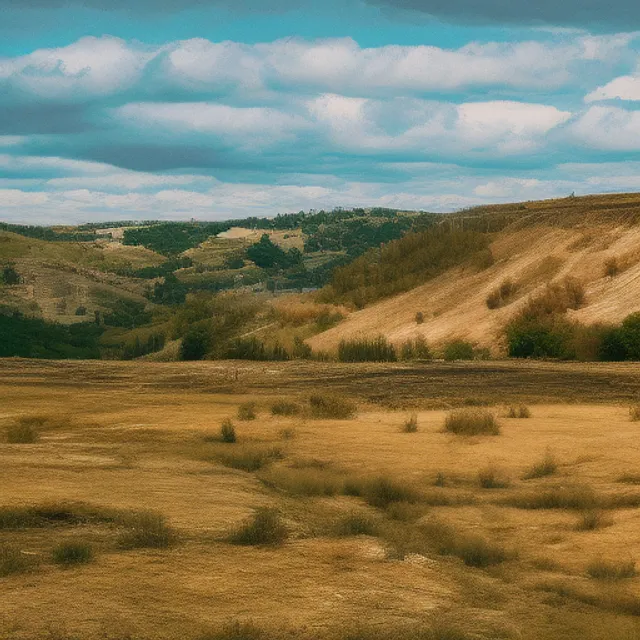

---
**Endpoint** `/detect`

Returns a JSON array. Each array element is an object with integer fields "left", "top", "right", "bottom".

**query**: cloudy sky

[{"left": 1, "top": 1, "right": 640, "bottom": 224}]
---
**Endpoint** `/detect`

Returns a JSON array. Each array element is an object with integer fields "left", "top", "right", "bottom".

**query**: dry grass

[
  {"left": 227, "top": 508, "right": 287, "bottom": 547},
  {"left": 507, "top": 404, "right": 531, "bottom": 419},
  {"left": 586, "top": 558, "right": 636, "bottom": 581},
  {"left": 260, "top": 466, "right": 344, "bottom": 496},
  {"left": 630, "top": 405, "right": 640, "bottom": 422},
  {"left": 344, "top": 476, "right": 421, "bottom": 509},
  {"left": 238, "top": 402, "right": 257, "bottom": 421},
  {"left": 576, "top": 509, "right": 613, "bottom": 531},
  {"left": 117, "top": 510, "right": 177, "bottom": 549},
  {"left": 220, "top": 419, "right": 237, "bottom": 443},
  {"left": 401, "top": 414, "right": 418, "bottom": 433},
  {"left": 0, "top": 544, "right": 33, "bottom": 577},
  {"left": 308, "top": 394, "right": 357, "bottom": 419},
  {"left": 503, "top": 484, "right": 598, "bottom": 510},
  {"left": 271, "top": 400, "right": 301, "bottom": 416},
  {"left": 522, "top": 451, "right": 557, "bottom": 480},
  {"left": 333, "top": 512, "right": 378, "bottom": 537},
  {"left": 6, "top": 421, "right": 39, "bottom": 443},
  {"left": 443, "top": 409, "right": 500, "bottom": 436},
  {"left": 477, "top": 465, "right": 510, "bottom": 489},
  {"left": 203, "top": 442, "right": 284, "bottom": 472},
  {"left": 52, "top": 541, "right": 94, "bottom": 566}
]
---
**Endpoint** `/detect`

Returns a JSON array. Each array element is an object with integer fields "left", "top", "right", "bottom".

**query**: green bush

[
  {"left": 338, "top": 336, "right": 397, "bottom": 362},
  {"left": 444, "top": 409, "right": 500, "bottom": 436},
  {"left": 52, "top": 542, "right": 94, "bottom": 566},
  {"left": 308, "top": 394, "right": 356, "bottom": 419},
  {"left": 228, "top": 507, "right": 287, "bottom": 546},
  {"left": 443, "top": 340, "right": 475, "bottom": 361}
]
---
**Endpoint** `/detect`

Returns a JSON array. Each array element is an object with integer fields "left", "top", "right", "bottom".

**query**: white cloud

[
  {"left": 585, "top": 75, "right": 640, "bottom": 102},
  {"left": 570, "top": 105, "right": 640, "bottom": 150}
]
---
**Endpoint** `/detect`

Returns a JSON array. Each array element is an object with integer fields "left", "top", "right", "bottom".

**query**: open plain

[{"left": 2, "top": 358, "right": 640, "bottom": 640}]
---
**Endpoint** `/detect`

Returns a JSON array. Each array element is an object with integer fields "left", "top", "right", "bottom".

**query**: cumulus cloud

[
  {"left": 570, "top": 105, "right": 640, "bottom": 150},
  {"left": 365, "top": 0, "right": 640, "bottom": 31},
  {"left": 585, "top": 75, "right": 640, "bottom": 101}
]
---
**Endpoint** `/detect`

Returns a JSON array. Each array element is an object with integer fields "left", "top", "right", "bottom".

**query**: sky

[{"left": 1, "top": 0, "right": 640, "bottom": 224}]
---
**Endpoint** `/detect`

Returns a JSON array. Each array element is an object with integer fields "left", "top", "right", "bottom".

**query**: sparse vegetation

[
  {"left": 237, "top": 402, "right": 257, "bottom": 421},
  {"left": 576, "top": 509, "right": 612, "bottom": 531},
  {"left": 308, "top": 394, "right": 356, "bottom": 419},
  {"left": 401, "top": 414, "right": 418, "bottom": 433},
  {"left": 344, "top": 476, "right": 421, "bottom": 509},
  {"left": 220, "top": 419, "right": 237, "bottom": 443},
  {"left": 208, "top": 443, "right": 284, "bottom": 472},
  {"left": 228, "top": 507, "right": 287, "bottom": 546},
  {"left": 338, "top": 336, "right": 397, "bottom": 362},
  {"left": 6, "top": 421, "right": 38, "bottom": 443},
  {"left": 477, "top": 465, "right": 510, "bottom": 489},
  {"left": 334, "top": 512, "right": 378, "bottom": 537},
  {"left": 117, "top": 510, "right": 176, "bottom": 549},
  {"left": 260, "top": 466, "right": 343, "bottom": 496},
  {"left": 0, "top": 544, "right": 32, "bottom": 577},
  {"left": 630, "top": 405, "right": 640, "bottom": 422},
  {"left": 504, "top": 484, "right": 597, "bottom": 510},
  {"left": 271, "top": 400, "right": 300, "bottom": 416},
  {"left": 587, "top": 558, "right": 636, "bottom": 580},
  {"left": 523, "top": 451, "right": 557, "bottom": 479},
  {"left": 52, "top": 542, "right": 94, "bottom": 566},
  {"left": 507, "top": 404, "right": 531, "bottom": 418},
  {"left": 486, "top": 279, "right": 519, "bottom": 309},
  {"left": 444, "top": 409, "right": 500, "bottom": 436}
]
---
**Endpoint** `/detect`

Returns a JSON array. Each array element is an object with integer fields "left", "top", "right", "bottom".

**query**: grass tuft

[
  {"left": 504, "top": 484, "right": 598, "bottom": 510},
  {"left": 443, "top": 409, "right": 500, "bottom": 436},
  {"left": 220, "top": 419, "right": 237, "bottom": 443},
  {"left": 117, "top": 510, "right": 176, "bottom": 549},
  {"left": 237, "top": 402, "right": 257, "bottom": 421},
  {"left": 401, "top": 414, "right": 418, "bottom": 433},
  {"left": 576, "top": 509, "right": 612, "bottom": 531},
  {"left": 0, "top": 544, "right": 33, "bottom": 577},
  {"left": 587, "top": 558, "right": 636, "bottom": 580},
  {"left": 228, "top": 507, "right": 287, "bottom": 547},
  {"left": 308, "top": 394, "right": 357, "bottom": 420},
  {"left": 260, "top": 466, "right": 343, "bottom": 496},
  {"left": 334, "top": 512, "right": 378, "bottom": 537},
  {"left": 344, "top": 476, "right": 421, "bottom": 509},
  {"left": 477, "top": 465, "right": 510, "bottom": 489},
  {"left": 52, "top": 541, "right": 94, "bottom": 566},
  {"left": 630, "top": 405, "right": 640, "bottom": 422},
  {"left": 523, "top": 451, "right": 558, "bottom": 480},
  {"left": 6, "top": 422, "right": 38, "bottom": 444},
  {"left": 271, "top": 400, "right": 300, "bottom": 416},
  {"left": 507, "top": 404, "right": 531, "bottom": 419},
  {"left": 210, "top": 443, "right": 283, "bottom": 472}
]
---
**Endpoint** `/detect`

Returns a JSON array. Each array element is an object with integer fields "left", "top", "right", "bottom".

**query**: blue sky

[{"left": 1, "top": 0, "right": 640, "bottom": 223}]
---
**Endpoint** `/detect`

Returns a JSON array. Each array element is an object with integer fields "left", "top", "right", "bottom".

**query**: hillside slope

[{"left": 308, "top": 193, "right": 640, "bottom": 355}]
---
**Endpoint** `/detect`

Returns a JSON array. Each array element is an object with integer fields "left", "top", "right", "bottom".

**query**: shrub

[
  {"left": 338, "top": 336, "right": 397, "bottom": 362},
  {"left": 402, "top": 414, "right": 418, "bottom": 433},
  {"left": 477, "top": 466, "right": 510, "bottom": 489},
  {"left": 180, "top": 327, "right": 210, "bottom": 361},
  {"left": 52, "top": 542, "right": 94, "bottom": 566},
  {"left": 0, "top": 544, "right": 32, "bottom": 577},
  {"left": 604, "top": 257, "right": 620, "bottom": 278},
  {"left": 6, "top": 422, "right": 38, "bottom": 444},
  {"left": 630, "top": 405, "right": 640, "bottom": 422},
  {"left": 211, "top": 444, "right": 283, "bottom": 472},
  {"left": 415, "top": 311, "right": 424, "bottom": 324},
  {"left": 486, "top": 279, "right": 518, "bottom": 309},
  {"left": 117, "top": 511, "right": 176, "bottom": 549},
  {"left": 0, "top": 502, "right": 118, "bottom": 529},
  {"left": 260, "top": 467, "right": 343, "bottom": 496},
  {"left": 346, "top": 476, "right": 420, "bottom": 509},
  {"left": 443, "top": 340, "right": 475, "bottom": 362},
  {"left": 434, "top": 472, "right": 446, "bottom": 487},
  {"left": 576, "top": 509, "right": 612, "bottom": 531},
  {"left": 523, "top": 451, "right": 557, "bottom": 479},
  {"left": 228, "top": 507, "right": 287, "bottom": 546},
  {"left": 504, "top": 485, "right": 597, "bottom": 510},
  {"left": 507, "top": 404, "right": 531, "bottom": 419},
  {"left": 334, "top": 512, "right": 378, "bottom": 537},
  {"left": 587, "top": 558, "right": 636, "bottom": 580},
  {"left": 399, "top": 336, "right": 431, "bottom": 361},
  {"left": 237, "top": 402, "right": 257, "bottom": 421},
  {"left": 444, "top": 409, "right": 500, "bottom": 436},
  {"left": 308, "top": 394, "right": 356, "bottom": 419},
  {"left": 271, "top": 400, "right": 300, "bottom": 416},
  {"left": 278, "top": 427, "right": 296, "bottom": 440},
  {"left": 220, "top": 419, "right": 237, "bottom": 443}
]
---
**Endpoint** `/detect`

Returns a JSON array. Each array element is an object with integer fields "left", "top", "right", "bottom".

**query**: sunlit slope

[{"left": 309, "top": 193, "right": 640, "bottom": 355}]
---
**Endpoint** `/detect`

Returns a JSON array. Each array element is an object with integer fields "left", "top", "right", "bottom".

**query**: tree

[
  {"left": 180, "top": 326, "right": 210, "bottom": 361},
  {"left": 2, "top": 265, "right": 20, "bottom": 285}
]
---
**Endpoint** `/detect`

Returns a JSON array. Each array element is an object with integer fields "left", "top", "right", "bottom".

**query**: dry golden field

[{"left": 2, "top": 358, "right": 640, "bottom": 640}]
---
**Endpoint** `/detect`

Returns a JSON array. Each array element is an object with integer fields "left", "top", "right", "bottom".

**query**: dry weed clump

[
  {"left": 308, "top": 394, "right": 357, "bottom": 420},
  {"left": 401, "top": 414, "right": 418, "bottom": 433},
  {"left": 52, "top": 541, "right": 94, "bottom": 566},
  {"left": 507, "top": 404, "right": 531, "bottom": 419},
  {"left": 6, "top": 414, "right": 70, "bottom": 443},
  {"left": 237, "top": 402, "right": 257, "bottom": 421},
  {"left": 444, "top": 409, "right": 500, "bottom": 436},
  {"left": 629, "top": 405, "right": 640, "bottom": 422},
  {"left": 0, "top": 502, "right": 119, "bottom": 529},
  {"left": 220, "top": 419, "right": 237, "bottom": 443},
  {"left": 523, "top": 451, "right": 557, "bottom": 480},
  {"left": 477, "top": 465, "right": 510, "bottom": 489},
  {"left": 271, "top": 400, "right": 300, "bottom": 416},
  {"left": 0, "top": 544, "right": 34, "bottom": 577},
  {"left": 587, "top": 558, "right": 636, "bottom": 581},
  {"left": 486, "top": 278, "right": 519, "bottom": 309},
  {"left": 333, "top": 512, "right": 378, "bottom": 537},
  {"left": 207, "top": 443, "right": 284, "bottom": 472},
  {"left": 228, "top": 507, "right": 287, "bottom": 546},
  {"left": 260, "top": 466, "right": 344, "bottom": 497},
  {"left": 504, "top": 484, "right": 598, "bottom": 510},
  {"left": 117, "top": 510, "right": 177, "bottom": 549},
  {"left": 344, "top": 476, "right": 421, "bottom": 509},
  {"left": 576, "top": 509, "right": 612, "bottom": 531}
]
